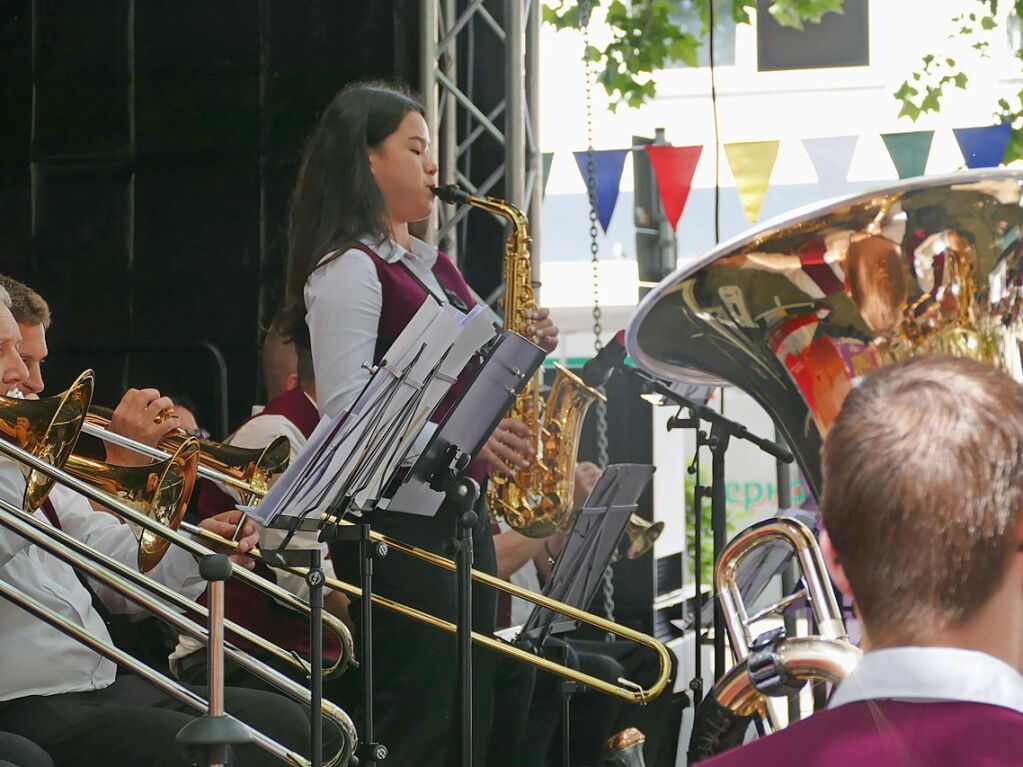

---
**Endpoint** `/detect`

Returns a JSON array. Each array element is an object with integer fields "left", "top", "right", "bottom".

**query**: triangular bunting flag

[
  {"left": 954, "top": 123, "right": 1012, "bottom": 169},
  {"left": 573, "top": 149, "right": 629, "bottom": 233},
  {"left": 724, "top": 141, "right": 780, "bottom": 223},
  {"left": 802, "top": 136, "right": 858, "bottom": 198},
  {"left": 542, "top": 152, "right": 554, "bottom": 198},
  {"left": 881, "top": 130, "right": 934, "bottom": 179},
  {"left": 644, "top": 145, "right": 703, "bottom": 230}
]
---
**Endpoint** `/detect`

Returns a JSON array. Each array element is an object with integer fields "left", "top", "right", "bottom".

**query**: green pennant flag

[
  {"left": 542, "top": 152, "right": 554, "bottom": 198},
  {"left": 881, "top": 130, "right": 934, "bottom": 179}
]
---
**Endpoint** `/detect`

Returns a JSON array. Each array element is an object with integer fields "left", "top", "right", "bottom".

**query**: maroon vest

[
  {"left": 353, "top": 243, "right": 491, "bottom": 480},
  {"left": 353, "top": 243, "right": 482, "bottom": 425},
  {"left": 702, "top": 700, "right": 1023, "bottom": 767},
  {"left": 195, "top": 386, "right": 341, "bottom": 659}
]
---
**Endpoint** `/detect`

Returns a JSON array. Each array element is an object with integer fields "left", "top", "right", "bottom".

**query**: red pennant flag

[{"left": 644, "top": 145, "right": 703, "bottom": 230}]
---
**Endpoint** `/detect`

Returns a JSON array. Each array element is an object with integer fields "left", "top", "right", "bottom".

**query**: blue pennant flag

[
  {"left": 573, "top": 149, "right": 629, "bottom": 233},
  {"left": 953, "top": 123, "right": 1012, "bottom": 169}
]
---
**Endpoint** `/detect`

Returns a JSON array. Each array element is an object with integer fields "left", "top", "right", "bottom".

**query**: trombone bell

[
  {"left": 2, "top": 370, "right": 94, "bottom": 510},
  {"left": 64, "top": 438, "right": 201, "bottom": 572}
]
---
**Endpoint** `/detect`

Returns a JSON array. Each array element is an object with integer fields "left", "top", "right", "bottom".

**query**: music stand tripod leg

[
  {"left": 447, "top": 474, "right": 480, "bottom": 767},
  {"left": 176, "top": 554, "right": 252, "bottom": 767}
]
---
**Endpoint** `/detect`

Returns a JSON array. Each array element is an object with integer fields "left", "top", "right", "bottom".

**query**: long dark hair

[{"left": 281, "top": 81, "right": 425, "bottom": 345}]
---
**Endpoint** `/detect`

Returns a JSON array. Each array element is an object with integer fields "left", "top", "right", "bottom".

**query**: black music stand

[
  {"left": 512, "top": 464, "right": 654, "bottom": 767},
  {"left": 322, "top": 330, "right": 545, "bottom": 767}
]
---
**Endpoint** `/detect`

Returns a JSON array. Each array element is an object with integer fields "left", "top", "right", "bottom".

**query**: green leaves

[
  {"left": 543, "top": 0, "right": 846, "bottom": 110},
  {"left": 768, "top": 0, "right": 846, "bottom": 30}
]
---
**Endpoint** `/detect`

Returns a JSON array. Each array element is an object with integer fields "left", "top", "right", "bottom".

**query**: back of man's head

[
  {"left": 0, "top": 276, "right": 50, "bottom": 329},
  {"left": 262, "top": 322, "right": 299, "bottom": 401},
  {"left": 822, "top": 355, "right": 1023, "bottom": 646}
]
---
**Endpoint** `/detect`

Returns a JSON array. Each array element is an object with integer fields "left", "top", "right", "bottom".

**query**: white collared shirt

[
  {"left": 0, "top": 460, "right": 205, "bottom": 701},
  {"left": 304, "top": 236, "right": 449, "bottom": 421},
  {"left": 829, "top": 646, "right": 1023, "bottom": 716}
]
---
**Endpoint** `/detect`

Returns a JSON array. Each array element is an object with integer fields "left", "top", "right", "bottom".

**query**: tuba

[
  {"left": 432, "top": 185, "right": 605, "bottom": 537},
  {"left": 626, "top": 170, "right": 1023, "bottom": 754},
  {"left": 627, "top": 169, "right": 1023, "bottom": 495}
]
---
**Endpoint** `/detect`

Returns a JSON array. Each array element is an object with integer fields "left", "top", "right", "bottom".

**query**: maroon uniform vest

[
  {"left": 353, "top": 242, "right": 480, "bottom": 422},
  {"left": 352, "top": 242, "right": 490, "bottom": 479},
  {"left": 702, "top": 699, "right": 1023, "bottom": 767},
  {"left": 195, "top": 386, "right": 340, "bottom": 659}
]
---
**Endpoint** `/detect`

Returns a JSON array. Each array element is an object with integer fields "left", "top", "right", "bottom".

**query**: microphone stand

[{"left": 614, "top": 367, "right": 793, "bottom": 684}]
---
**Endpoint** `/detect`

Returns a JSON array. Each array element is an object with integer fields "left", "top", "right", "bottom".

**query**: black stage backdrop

[{"left": 0, "top": 0, "right": 432, "bottom": 434}]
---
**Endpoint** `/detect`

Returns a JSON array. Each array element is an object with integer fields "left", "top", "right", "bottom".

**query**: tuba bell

[{"left": 626, "top": 169, "right": 1023, "bottom": 496}]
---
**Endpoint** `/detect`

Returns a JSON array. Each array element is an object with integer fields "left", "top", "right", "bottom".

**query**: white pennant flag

[{"left": 803, "top": 136, "right": 858, "bottom": 199}]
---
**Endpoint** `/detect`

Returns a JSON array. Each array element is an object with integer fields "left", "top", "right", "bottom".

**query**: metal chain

[{"left": 580, "top": 0, "right": 615, "bottom": 638}]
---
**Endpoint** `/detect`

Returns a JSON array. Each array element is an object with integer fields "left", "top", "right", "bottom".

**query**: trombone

[
  {"left": 82, "top": 411, "right": 291, "bottom": 503},
  {"left": 0, "top": 422, "right": 359, "bottom": 767},
  {"left": 3, "top": 386, "right": 354, "bottom": 680},
  {"left": 185, "top": 513, "right": 673, "bottom": 704},
  {"left": 81, "top": 403, "right": 672, "bottom": 702}
]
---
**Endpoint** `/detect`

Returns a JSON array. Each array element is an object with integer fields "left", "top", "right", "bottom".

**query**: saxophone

[{"left": 432, "top": 185, "right": 606, "bottom": 537}]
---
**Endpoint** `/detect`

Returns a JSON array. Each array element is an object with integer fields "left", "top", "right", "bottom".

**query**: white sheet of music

[{"left": 243, "top": 298, "right": 496, "bottom": 528}]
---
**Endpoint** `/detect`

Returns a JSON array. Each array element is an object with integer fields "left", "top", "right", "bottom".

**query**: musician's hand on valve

[
  {"left": 480, "top": 418, "right": 533, "bottom": 476},
  {"left": 198, "top": 510, "right": 259, "bottom": 569},
  {"left": 526, "top": 308, "right": 559, "bottom": 354},
  {"left": 105, "top": 388, "right": 181, "bottom": 466},
  {"left": 572, "top": 461, "right": 602, "bottom": 512}
]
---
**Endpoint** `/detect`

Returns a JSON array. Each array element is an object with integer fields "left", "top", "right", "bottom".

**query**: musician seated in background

[
  {"left": 0, "top": 277, "right": 324, "bottom": 766},
  {"left": 491, "top": 463, "right": 680, "bottom": 767},
  {"left": 704, "top": 355, "right": 1023, "bottom": 767},
  {"left": 171, "top": 311, "right": 354, "bottom": 690}
]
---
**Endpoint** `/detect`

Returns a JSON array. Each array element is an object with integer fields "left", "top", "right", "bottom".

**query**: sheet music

[{"left": 242, "top": 298, "right": 497, "bottom": 528}]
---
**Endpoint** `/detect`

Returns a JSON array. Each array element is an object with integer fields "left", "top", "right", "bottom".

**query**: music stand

[
  {"left": 515, "top": 464, "right": 655, "bottom": 647},
  {"left": 325, "top": 330, "right": 545, "bottom": 767},
  {"left": 510, "top": 463, "right": 653, "bottom": 767}
]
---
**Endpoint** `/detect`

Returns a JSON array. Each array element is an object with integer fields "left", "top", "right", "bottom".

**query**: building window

[{"left": 756, "top": 0, "right": 869, "bottom": 71}]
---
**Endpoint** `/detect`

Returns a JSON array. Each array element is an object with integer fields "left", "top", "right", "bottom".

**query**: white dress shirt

[
  {"left": 828, "top": 646, "right": 1023, "bottom": 715},
  {"left": 0, "top": 459, "right": 205, "bottom": 701},
  {"left": 304, "top": 236, "right": 448, "bottom": 421}
]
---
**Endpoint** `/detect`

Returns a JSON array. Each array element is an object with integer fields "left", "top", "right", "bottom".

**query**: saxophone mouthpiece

[{"left": 431, "top": 184, "right": 470, "bottom": 205}]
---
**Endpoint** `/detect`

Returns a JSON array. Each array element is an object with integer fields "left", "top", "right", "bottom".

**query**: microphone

[{"left": 580, "top": 330, "right": 628, "bottom": 387}]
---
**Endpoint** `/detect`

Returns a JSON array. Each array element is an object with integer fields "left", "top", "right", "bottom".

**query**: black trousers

[
  {"left": 486, "top": 652, "right": 536, "bottom": 767},
  {"left": 0, "top": 675, "right": 318, "bottom": 767},
  {"left": 522, "top": 638, "right": 624, "bottom": 767},
  {"left": 518, "top": 637, "right": 683, "bottom": 767},
  {"left": 333, "top": 498, "right": 497, "bottom": 767},
  {"left": 0, "top": 732, "right": 53, "bottom": 767}
]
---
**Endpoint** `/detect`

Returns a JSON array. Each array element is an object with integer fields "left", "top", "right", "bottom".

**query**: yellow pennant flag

[{"left": 724, "top": 140, "right": 780, "bottom": 223}]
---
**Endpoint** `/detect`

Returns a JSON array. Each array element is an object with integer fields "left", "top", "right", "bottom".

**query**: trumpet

[
  {"left": 63, "top": 438, "right": 200, "bottom": 573},
  {"left": 184, "top": 513, "right": 673, "bottom": 704}
]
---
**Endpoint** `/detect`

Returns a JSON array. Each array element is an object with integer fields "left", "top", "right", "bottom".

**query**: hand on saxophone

[
  {"left": 479, "top": 418, "right": 534, "bottom": 476},
  {"left": 526, "top": 308, "right": 559, "bottom": 353}
]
